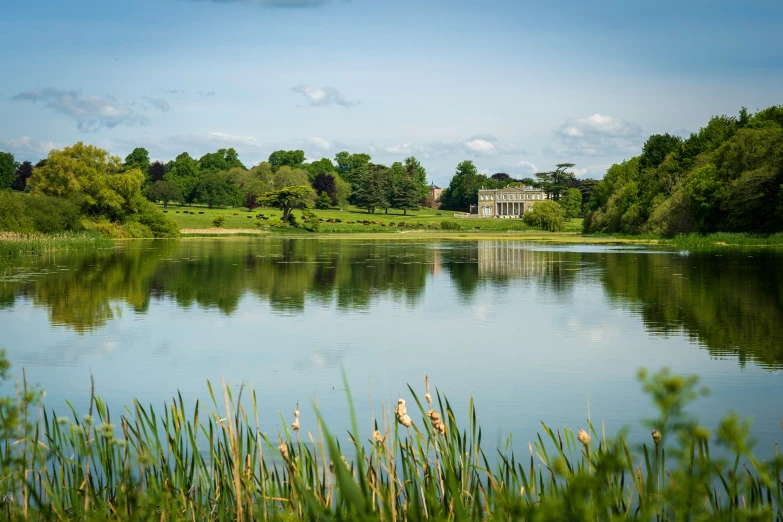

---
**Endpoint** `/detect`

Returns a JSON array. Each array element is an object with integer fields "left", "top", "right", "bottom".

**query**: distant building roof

[{"left": 430, "top": 184, "right": 441, "bottom": 190}]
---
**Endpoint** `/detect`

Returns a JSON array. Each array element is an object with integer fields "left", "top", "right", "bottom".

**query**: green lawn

[{"left": 158, "top": 203, "right": 584, "bottom": 234}]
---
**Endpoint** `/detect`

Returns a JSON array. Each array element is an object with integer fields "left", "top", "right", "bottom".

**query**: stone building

[
  {"left": 427, "top": 183, "right": 442, "bottom": 208},
  {"left": 477, "top": 185, "right": 546, "bottom": 218}
]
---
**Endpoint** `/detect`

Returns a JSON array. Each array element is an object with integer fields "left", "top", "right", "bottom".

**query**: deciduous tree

[{"left": 258, "top": 185, "right": 314, "bottom": 224}]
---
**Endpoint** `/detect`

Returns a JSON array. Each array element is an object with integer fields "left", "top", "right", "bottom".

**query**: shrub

[
  {"left": 0, "top": 191, "right": 35, "bottom": 233},
  {"left": 301, "top": 208, "right": 321, "bottom": 232},
  {"left": 315, "top": 192, "right": 332, "bottom": 210},
  {"left": 22, "top": 193, "right": 83, "bottom": 234},
  {"left": 129, "top": 201, "right": 180, "bottom": 237},
  {"left": 440, "top": 220, "right": 461, "bottom": 231},
  {"left": 213, "top": 215, "right": 225, "bottom": 228},
  {"left": 523, "top": 200, "right": 565, "bottom": 231},
  {"left": 122, "top": 221, "right": 154, "bottom": 238}
]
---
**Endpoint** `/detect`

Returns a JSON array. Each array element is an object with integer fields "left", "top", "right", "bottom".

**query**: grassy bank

[
  {"left": 159, "top": 203, "right": 585, "bottom": 234},
  {"left": 1, "top": 367, "right": 781, "bottom": 521}
]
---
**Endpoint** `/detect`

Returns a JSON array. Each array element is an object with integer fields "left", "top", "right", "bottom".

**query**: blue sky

[{"left": 1, "top": 0, "right": 781, "bottom": 185}]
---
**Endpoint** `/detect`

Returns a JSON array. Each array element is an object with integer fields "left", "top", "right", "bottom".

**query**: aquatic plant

[{"left": 0, "top": 364, "right": 781, "bottom": 520}]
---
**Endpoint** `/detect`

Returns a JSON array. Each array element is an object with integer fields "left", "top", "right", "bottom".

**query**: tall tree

[
  {"left": 441, "top": 160, "right": 483, "bottom": 209},
  {"left": 353, "top": 162, "right": 388, "bottom": 213},
  {"left": 0, "top": 151, "right": 15, "bottom": 190},
  {"left": 29, "top": 142, "right": 144, "bottom": 219},
  {"left": 394, "top": 172, "right": 421, "bottom": 215},
  {"left": 12, "top": 161, "right": 34, "bottom": 191},
  {"left": 144, "top": 179, "right": 182, "bottom": 207},
  {"left": 165, "top": 152, "right": 200, "bottom": 204},
  {"left": 124, "top": 147, "right": 150, "bottom": 174},
  {"left": 334, "top": 151, "right": 371, "bottom": 186},
  {"left": 192, "top": 172, "right": 242, "bottom": 208},
  {"left": 273, "top": 166, "right": 310, "bottom": 190},
  {"left": 148, "top": 161, "right": 166, "bottom": 183},
  {"left": 404, "top": 156, "right": 428, "bottom": 199},
  {"left": 535, "top": 163, "right": 575, "bottom": 201},
  {"left": 312, "top": 172, "right": 337, "bottom": 204},
  {"left": 258, "top": 186, "right": 314, "bottom": 224},
  {"left": 268, "top": 150, "right": 305, "bottom": 171},
  {"left": 559, "top": 188, "right": 583, "bottom": 219},
  {"left": 199, "top": 148, "right": 244, "bottom": 172}
]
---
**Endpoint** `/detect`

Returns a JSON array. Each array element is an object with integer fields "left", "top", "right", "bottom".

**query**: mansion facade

[{"left": 477, "top": 186, "right": 547, "bottom": 218}]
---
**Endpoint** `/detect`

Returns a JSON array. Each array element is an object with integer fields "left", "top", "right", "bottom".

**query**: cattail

[
  {"left": 395, "top": 398, "right": 412, "bottom": 427},
  {"left": 425, "top": 375, "right": 433, "bottom": 407},
  {"left": 652, "top": 429, "right": 662, "bottom": 445},
  {"left": 291, "top": 403, "right": 300, "bottom": 431},
  {"left": 428, "top": 410, "right": 446, "bottom": 435},
  {"left": 278, "top": 435, "right": 289, "bottom": 462},
  {"left": 577, "top": 429, "right": 590, "bottom": 447}
]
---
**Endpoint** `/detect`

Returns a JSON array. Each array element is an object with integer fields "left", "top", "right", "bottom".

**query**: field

[{"left": 157, "top": 203, "right": 585, "bottom": 234}]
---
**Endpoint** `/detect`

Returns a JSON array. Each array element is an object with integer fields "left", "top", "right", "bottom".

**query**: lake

[{"left": 1, "top": 238, "right": 781, "bottom": 455}]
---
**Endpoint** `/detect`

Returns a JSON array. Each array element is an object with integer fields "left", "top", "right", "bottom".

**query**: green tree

[
  {"left": 304, "top": 157, "right": 335, "bottom": 180},
  {"left": 392, "top": 168, "right": 421, "bottom": 215},
  {"left": 0, "top": 151, "right": 15, "bottom": 190},
  {"left": 353, "top": 162, "right": 389, "bottom": 213},
  {"left": 441, "top": 160, "right": 484, "bottom": 209},
  {"left": 273, "top": 166, "right": 310, "bottom": 190},
  {"left": 523, "top": 200, "right": 566, "bottom": 231},
  {"left": 315, "top": 192, "right": 332, "bottom": 209},
  {"left": 233, "top": 163, "right": 272, "bottom": 210},
  {"left": 148, "top": 161, "right": 166, "bottom": 183},
  {"left": 258, "top": 185, "right": 314, "bottom": 224},
  {"left": 333, "top": 175, "right": 351, "bottom": 209},
  {"left": 144, "top": 179, "right": 183, "bottom": 207},
  {"left": 165, "top": 152, "right": 200, "bottom": 204},
  {"left": 199, "top": 148, "right": 244, "bottom": 172},
  {"left": 560, "top": 188, "right": 583, "bottom": 219},
  {"left": 125, "top": 147, "right": 150, "bottom": 177},
  {"left": 639, "top": 133, "right": 682, "bottom": 171},
  {"left": 404, "top": 156, "right": 428, "bottom": 199},
  {"left": 268, "top": 150, "right": 305, "bottom": 171},
  {"left": 193, "top": 172, "right": 243, "bottom": 208},
  {"left": 334, "top": 151, "right": 371, "bottom": 186},
  {"left": 29, "top": 142, "right": 144, "bottom": 219},
  {"left": 535, "top": 163, "right": 575, "bottom": 201}
]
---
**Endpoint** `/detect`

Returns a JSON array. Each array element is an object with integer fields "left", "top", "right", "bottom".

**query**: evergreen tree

[{"left": 353, "top": 163, "right": 388, "bottom": 213}]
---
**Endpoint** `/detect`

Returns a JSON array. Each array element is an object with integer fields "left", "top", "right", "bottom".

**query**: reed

[
  {"left": 0, "top": 232, "right": 115, "bottom": 259},
  {"left": 0, "top": 368, "right": 781, "bottom": 521}
]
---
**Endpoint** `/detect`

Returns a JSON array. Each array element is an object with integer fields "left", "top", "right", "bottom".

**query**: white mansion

[{"left": 477, "top": 185, "right": 547, "bottom": 218}]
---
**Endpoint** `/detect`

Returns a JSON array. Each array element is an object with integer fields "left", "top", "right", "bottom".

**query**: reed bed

[
  {"left": 0, "top": 368, "right": 781, "bottom": 521},
  {"left": 664, "top": 232, "right": 783, "bottom": 250},
  {"left": 0, "top": 232, "right": 115, "bottom": 259}
]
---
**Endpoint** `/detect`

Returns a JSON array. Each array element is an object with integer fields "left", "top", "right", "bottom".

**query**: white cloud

[
  {"left": 0, "top": 136, "right": 63, "bottom": 160},
  {"left": 514, "top": 160, "right": 538, "bottom": 173},
  {"left": 291, "top": 85, "right": 357, "bottom": 108},
  {"left": 165, "top": 131, "right": 263, "bottom": 149},
  {"left": 13, "top": 88, "right": 149, "bottom": 132},
  {"left": 305, "top": 136, "right": 331, "bottom": 151},
  {"left": 377, "top": 134, "right": 524, "bottom": 159},
  {"left": 552, "top": 114, "right": 643, "bottom": 157},
  {"left": 464, "top": 138, "right": 496, "bottom": 155}
]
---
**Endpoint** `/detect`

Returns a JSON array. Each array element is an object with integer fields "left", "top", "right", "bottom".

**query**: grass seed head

[
  {"left": 577, "top": 429, "right": 590, "bottom": 446},
  {"left": 652, "top": 429, "right": 662, "bottom": 445}
]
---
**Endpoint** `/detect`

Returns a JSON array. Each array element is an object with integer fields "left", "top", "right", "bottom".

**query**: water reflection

[{"left": 1, "top": 239, "right": 782, "bottom": 369}]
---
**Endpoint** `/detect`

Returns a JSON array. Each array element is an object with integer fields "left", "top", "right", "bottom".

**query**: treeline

[
  {"left": 125, "top": 147, "right": 430, "bottom": 214},
  {"left": 584, "top": 105, "right": 783, "bottom": 235},
  {"left": 0, "top": 143, "right": 178, "bottom": 238}
]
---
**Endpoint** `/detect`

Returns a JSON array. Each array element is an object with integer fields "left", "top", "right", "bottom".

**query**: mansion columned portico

[{"left": 477, "top": 185, "right": 547, "bottom": 218}]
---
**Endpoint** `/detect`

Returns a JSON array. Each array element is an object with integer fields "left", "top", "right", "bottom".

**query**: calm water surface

[{"left": 1, "top": 239, "right": 781, "bottom": 453}]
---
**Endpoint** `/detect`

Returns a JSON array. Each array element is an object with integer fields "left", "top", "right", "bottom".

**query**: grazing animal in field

[
  {"left": 233, "top": 213, "right": 238, "bottom": 216},
  {"left": 163, "top": 210, "right": 168, "bottom": 213},
  {"left": 335, "top": 219, "right": 342, "bottom": 223},
  {"left": 198, "top": 212, "right": 204, "bottom": 215},
  {"left": 247, "top": 216, "right": 253, "bottom": 219}
]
